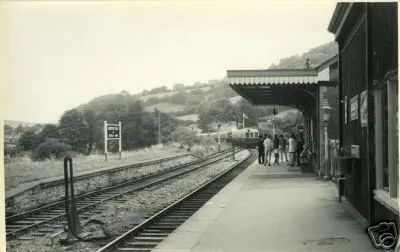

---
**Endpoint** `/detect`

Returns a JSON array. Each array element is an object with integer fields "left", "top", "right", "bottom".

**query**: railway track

[
  {"left": 6, "top": 148, "right": 238, "bottom": 239},
  {"left": 96, "top": 149, "right": 255, "bottom": 252}
]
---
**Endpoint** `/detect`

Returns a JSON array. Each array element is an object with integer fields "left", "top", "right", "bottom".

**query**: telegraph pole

[
  {"left": 158, "top": 112, "right": 161, "bottom": 145},
  {"left": 118, "top": 121, "right": 122, "bottom": 160},
  {"left": 217, "top": 120, "right": 221, "bottom": 152},
  {"left": 104, "top": 121, "right": 108, "bottom": 161},
  {"left": 272, "top": 115, "right": 275, "bottom": 138}
]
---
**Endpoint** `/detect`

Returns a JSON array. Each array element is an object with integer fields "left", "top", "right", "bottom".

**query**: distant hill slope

[
  {"left": 138, "top": 91, "right": 177, "bottom": 102},
  {"left": 269, "top": 41, "right": 337, "bottom": 69},
  {"left": 76, "top": 90, "right": 134, "bottom": 112},
  {"left": 138, "top": 86, "right": 211, "bottom": 102},
  {"left": 176, "top": 114, "right": 199, "bottom": 122},
  {"left": 229, "top": 96, "right": 242, "bottom": 104},
  {"left": 4, "top": 120, "right": 37, "bottom": 128},
  {"left": 144, "top": 103, "right": 185, "bottom": 113},
  {"left": 69, "top": 41, "right": 336, "bottom": 127}
]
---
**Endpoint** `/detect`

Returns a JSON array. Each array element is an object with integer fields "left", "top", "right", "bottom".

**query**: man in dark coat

[
  {"left": 257, "top": 135, "right": 265, "bottom": 164},
  {"left": 296, "top": 134, "right": 305, "bottom": 166},
  {"left": 273, "top": 135, "right": 280, "bottom": 165}
]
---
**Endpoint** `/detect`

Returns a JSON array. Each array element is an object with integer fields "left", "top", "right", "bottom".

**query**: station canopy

[{"left": 227, "top": 56, "right": 337, "bottom": 112}]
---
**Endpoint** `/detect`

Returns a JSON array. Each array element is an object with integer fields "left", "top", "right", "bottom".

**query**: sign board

[
  {"left": 104, "top": 121, "right": 122, "bottom": 161},
  {"left": 296, "top": 125, "right": 304, "bottom": 131},
  {"left": 351, "top": 145, "right": 360, "bottom": 158},
  {"left": 107, "top": 125, "right": 120, "bottom": 139},
  {"left": 360, "top": 90, "right": 368, "bottom": 127},
  {"left": 350, "top": 95, "right": 359, "bottom": 121}
]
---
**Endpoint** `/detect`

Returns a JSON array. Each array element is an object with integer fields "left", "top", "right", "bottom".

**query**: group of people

[{"left": 257, "top": 133, "right": 305, "bottom": 166}]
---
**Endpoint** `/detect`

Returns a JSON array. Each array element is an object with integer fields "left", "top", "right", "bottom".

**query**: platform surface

[{"left": 153, "top": 160, "right": 376, "bottom": 252}]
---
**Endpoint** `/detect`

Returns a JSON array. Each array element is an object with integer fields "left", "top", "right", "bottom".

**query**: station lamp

[
  {"left": 322, "top": 100, "right": 332, "bottom": 123},
  {"left": 322, "top": 99, "right": 332, "bottom": 180}
]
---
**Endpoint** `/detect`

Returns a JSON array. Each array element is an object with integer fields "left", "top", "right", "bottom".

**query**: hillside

[
  {"left": 144, "top": 103, "right": 185, "bottom": 113},
  {"left": 137, "top": 86, "right": 211, "bottom": 102},
  {"left": 4, "top": 120, "right": 37, "bottom": 128},
  {"left": 55, "top": 41, "right": 336, "bottom": 133},
  {"left": 269, "top": 41, "right": 337, "bottom": 69},
  {"left": 176, "top": 114, "right": 199, "bottom": 122}
]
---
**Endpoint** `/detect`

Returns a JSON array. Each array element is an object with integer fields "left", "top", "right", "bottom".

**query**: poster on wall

[
  {"left": 360, "top": 90, "right": 368, "bottom": 127},
  {"left": 350, "top": 95, "right": 358, "bottom": 121},
  {"left": 344, "top": 96, "right": 348, "bottom": 124}
]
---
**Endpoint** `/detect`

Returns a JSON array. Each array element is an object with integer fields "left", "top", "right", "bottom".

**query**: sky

[{"left": 2, "top": 1, "right": 336, "bottom": 124}]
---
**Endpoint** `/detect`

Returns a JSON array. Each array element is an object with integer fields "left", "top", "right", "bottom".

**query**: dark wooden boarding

[{"left": 328, "top": 2, "right": 398, "bottom": 225}]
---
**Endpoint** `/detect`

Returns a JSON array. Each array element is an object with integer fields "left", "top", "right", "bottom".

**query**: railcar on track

[{"left": 197, "top": 128, "right": 259, "bottom": 148}]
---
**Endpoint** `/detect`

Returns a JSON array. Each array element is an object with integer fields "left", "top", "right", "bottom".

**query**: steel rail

[
  {"left": 6, "top": 148, "right": 238, "bottom": 239},
  {"left": 7, "top": 148, "right": 231, "bottom": 223},
  {"left": 96, "top": 149, "right": 254, "bottom": 252}
]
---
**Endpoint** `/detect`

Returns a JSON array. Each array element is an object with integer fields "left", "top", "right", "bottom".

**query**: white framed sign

[
  {"left": 351, "top": 145, "right": 360, "bottom": 158},
  {"left": 350, "top": 95, "right": 358, "bottom": 121},
  {"left": 107, "top": 125, "right": 120, "bottom": 139},
  {"left": 104, "top": 121, "right": 122, "bottom": 160},
  {"left": 360, "top": 90, "right": 368, "bottom": 127}
]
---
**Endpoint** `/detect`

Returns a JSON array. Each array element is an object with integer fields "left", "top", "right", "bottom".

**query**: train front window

[{"left": 245, "top": 132, "right": 249, "bottom": 138}]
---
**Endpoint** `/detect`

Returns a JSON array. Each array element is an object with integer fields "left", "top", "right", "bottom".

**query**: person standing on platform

[
  {"left": 263, "top": 134, "right": 273, "bottom": 166},
  {"left": 273, "top": 135, "right": 280, "bottom": 165},
  {"left": 288, "top": 133, "right": 297, "bottom": 166},
  {"left": 257, "top": 135, "right": 265, "bottom": 164},
  {"left": 279, "top": 134, "right": 288, "bottom": 163},
  {"left": 296, "top": 134, "right": 305, "bottom": 166}
]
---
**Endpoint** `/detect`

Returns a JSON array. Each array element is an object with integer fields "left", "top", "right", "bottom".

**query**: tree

[
  {"left": 169, "top": 90, "right": 188, "bottom": 104},
  {"left": 120, "top": 100, "right": 157, "bottom": 149},
  {"left": 198, "top": 99, "right": 236, "bottom": 130},
  {"left": 58, "top": 109, "right": 89, "bottom": 152},
  {"left": 39, "top": 124, "right": 59, "bottom": 140},
  {"left": 83, "top": 110, "right": 99, "bottom": 155},
  {"left": 32, "top": 139, "right": 72, "bottom": 161},
  {"left": 26, "top": 124, "right": 43, "bottom": 133},
  {"left": 156, "top": 110, "right": 178, "bottom": 143},
  {"left": 173, "top": 83, "right": 185, "bottom": 91},
  {"left": 273, "top": 110, "right": 304, "bottom": 134},
  {"left": 18, "top": 130, "right": 43, "bottom": 151},
  {"left": 4, "top": 124, "right": 13, "bottom": 135},
  {"left": 149, "top": 86, "right": 169, "bottom": 94},
  {"left": 15, "top": 124, "right": 25, "bottom": 134},
  {"left": 145, "top": 97, "right": 161, "bottom": 105},
  {"left": 170, "top": 127, "right": 198, "bottom": 147}
]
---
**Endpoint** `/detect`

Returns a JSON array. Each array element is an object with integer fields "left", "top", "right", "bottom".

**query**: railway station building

[
  {"left": 328, "top": 2, "right": 398, "bottom": 226},
  {"left": 227, "top": 2, "right": 398, "bottom": 228},
  {"left": 228, "top": 56, "right": 338, "bottom": 173}
]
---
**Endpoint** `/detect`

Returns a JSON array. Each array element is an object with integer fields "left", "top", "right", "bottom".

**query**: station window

[{"left": 374, "top": 72, "right": 399, "bottom": 213}]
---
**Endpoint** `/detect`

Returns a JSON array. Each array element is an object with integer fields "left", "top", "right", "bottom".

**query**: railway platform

[{"left": 153, "top": 159, "right": 375, "bottom": 252}]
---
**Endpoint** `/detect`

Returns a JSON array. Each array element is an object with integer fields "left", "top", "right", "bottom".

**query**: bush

[
  {"left": 32, "top": 139, "right": 72, "bottom": 161},
  {"left": 170, "top": 127, "right": 199, "bottom": 147},
  {"left": 4, "top": 144, "right": 23, "bottom": 163},
  {"left": 18, "top": 130, "right": 44, "bottom": 151}
]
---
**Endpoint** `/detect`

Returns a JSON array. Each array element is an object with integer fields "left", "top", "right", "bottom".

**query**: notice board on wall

[
  {"left": 360, "top": 90, "right": 368, "bottom": 127},
  {"left": 350, "top": 95, "right": 358, "bottom": 121}
]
